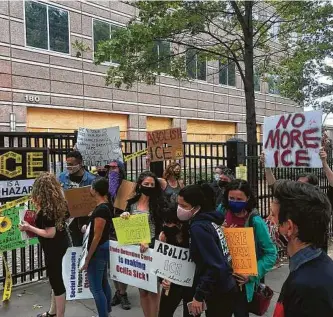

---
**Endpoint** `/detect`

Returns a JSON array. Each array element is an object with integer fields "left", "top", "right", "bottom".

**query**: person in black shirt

[
  {"left": 19, "top": 173, "right": 68, "bottom": 317},
  {"left": 80, "top": 178, "right": 112, "bottom": 317}
]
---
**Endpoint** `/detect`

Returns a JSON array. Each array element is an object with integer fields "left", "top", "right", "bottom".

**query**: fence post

[
  {"left": 226, "top": 137, "right": 246, "bottom": 175},
  {"left": 0, "top": 135, "right": 4, "bottom": 147}
]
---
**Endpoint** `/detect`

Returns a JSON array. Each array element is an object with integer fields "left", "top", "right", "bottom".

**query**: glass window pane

[
  {"left": 186, "top": 49, "right": 197, "bottom": 79},
  {"left": 197, "top": 55, "right": 206, "bottom": 81},
  {"left": 159, "top": 40, "right": 171, "bottom": 73},
  {"left": 110, "top": 24, "right": 120, "bottom": 64},
  {"left": 49, "top": 7, "right": 69, "bottom": 53},
  {"left": 219, "top": 61, "right": 227, "bottom": 85},
  {"left": 93, "top": 20, "right": 110, "bottom": 57},
  {"left": 228, "top": 62, "right": 236, "bottom": 86},
  {"left": 25, "top": 1, "right": 48, "bottom": 50},
  {"left": 254, "top": 68, "right": 260, "bottom": 91}
]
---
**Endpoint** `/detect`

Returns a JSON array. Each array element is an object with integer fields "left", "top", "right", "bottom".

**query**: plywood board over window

[
  {"left": 146, "top": 117, "right": 172, "bottom": 131},
  {"left": 27, "top": 107, "right": 128, "bottom": 139}
]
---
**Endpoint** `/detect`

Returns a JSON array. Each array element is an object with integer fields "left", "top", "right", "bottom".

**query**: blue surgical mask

[{"left": 228, "top": 200, "right": 247, "bottom": 214}]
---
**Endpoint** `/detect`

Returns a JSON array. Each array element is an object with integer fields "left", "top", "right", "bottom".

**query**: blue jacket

[
  {"left": 190, "top": 211, "right": 236, "bottom": 302},
  {"left": 58, "top": 170, "right": 96, "bottom": 189}
]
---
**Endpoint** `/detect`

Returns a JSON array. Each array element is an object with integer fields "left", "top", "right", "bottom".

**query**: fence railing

[{"left": 0, "top": 132, "right": 332, "bottom": 286}]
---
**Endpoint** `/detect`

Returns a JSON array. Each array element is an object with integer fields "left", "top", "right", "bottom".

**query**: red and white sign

[{"left": 263, "top": 110, "right": 322, "bottom": 168}]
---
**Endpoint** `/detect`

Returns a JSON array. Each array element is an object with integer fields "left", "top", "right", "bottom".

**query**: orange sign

[{"left": 223, "top": 227, "right": 258, "bottom": 276}]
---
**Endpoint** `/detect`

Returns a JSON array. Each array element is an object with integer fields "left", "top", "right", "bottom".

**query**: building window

[
  {"left": 268, "top": 75, "right": 280, "bottom": 95},
  {"left": 25, "top": 1, "right": 69, "bottom": 54},
  {"left": 219, "top": 60, "right": 236, "bottom": 86},
  {"left": 270, "top": 22, "right": 280, "bottom": 41},
  {"left": 186, "top": 49, "right": 206, "bottom": 81},
  {"left": 93, "top": 19, "right": 121, "bottom": 63},
  {"left": 254, "top": 68, "right": 260, "bottom": 92},
  {"left": 153, "top": 40, "right": 171, "bottom": 72}
]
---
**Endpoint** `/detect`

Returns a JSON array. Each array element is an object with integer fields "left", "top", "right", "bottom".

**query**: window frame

[
  {"left": 185, "top": 48, "right": 207, "bottom": 82},
  {"left": 268, "top": 74, "right": 280, "bottom": 95},
  {"left": 219, "top": 60, "right": 236, "bottom": 87},
  {"left": 24, "top": 0, "right": 71, "bottom": 55},
  {"left": 154, "top": 40, "right": 171, "bottom": 73},
  {"left": 92, "top": 18, "right": 123, "bottom": 65},
  {"left": 254, "top": 68, "right": 261, "bottom": 92}
]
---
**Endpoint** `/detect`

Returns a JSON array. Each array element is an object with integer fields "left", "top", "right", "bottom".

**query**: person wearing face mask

[
  {"left": 121, "top": 171, "right": 166, "bottom": 317},
  {"left": 271, "top": 180, "right": 333, "bottom": 317},
  {"left": 223, "top": 179, "right": 277, "bottom": 317},
  {"left": 158, "top": 207, "right": 193, "bottom": 317},
  {"left": 177, "top": 183, "right": 238, "bottom": 317},
  {"left": 159, "top": 163, "right": 184, "bottom": 209},
  {"left": 58, "top": 151, "right": 96, "bottom": 246},
  {"left": 103, "top": 160, "right": 132, "bottom": 311}
]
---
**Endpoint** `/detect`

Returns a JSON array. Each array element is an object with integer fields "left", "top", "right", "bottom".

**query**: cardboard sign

[
  {"left": 0, "top": 206, "right": 39, "bottom": 252},
  {"left": 0, "top": 148, "right": 48, "bottom": 199},
  {"left": 62, "top": 247, "right": 92, "bottom": 300},
  {"left": 113, "top": 213, "right": 151, "bottom": 245},
  {"left": 109, "top": 241, "right": 158, "bottom": 293},
  {"left": 79, "top": 223, "right": 91, "bottom": 270},
  {"left": 263, "top": 110, "right": 322, "bottom": 168},
  {"left": 151, "top": 241, "right": 196, "bottom": 287},
  {"left": 236, "top": 165, "right": 247, "bottom": 181},
  {"left": 64, "top": 186, "right": 96, "bottom": 217},
  {"left": 114, "top": 180, "right": 136, "bottom": 211},
  {"left": 147, "top": 128, "right": 183, "bottom": 162},
  {"left": 223, "top": 227, "right": 258, "bottom": 276},
  {"left": 76, "top": 127, "right": 123, "bottom": 166}
]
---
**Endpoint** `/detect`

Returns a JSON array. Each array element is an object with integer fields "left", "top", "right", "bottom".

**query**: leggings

[{"left": 45, "top": 247, "right": 68, "bottom": 296}]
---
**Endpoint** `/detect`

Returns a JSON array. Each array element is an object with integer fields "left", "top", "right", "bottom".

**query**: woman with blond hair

[{"left": 19, "top": 172, "right": 68, "bottom": 317}]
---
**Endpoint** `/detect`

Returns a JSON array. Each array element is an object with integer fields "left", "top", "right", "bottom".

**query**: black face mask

[
  {"left": 97, "top": 170, "right": 107, "bottom": 177},
  {"left": 219, "top": 180, "right": 229, "bottom": 188},
  {"left": 140, "top": 186, "right": 156, "bottom": 197},
  {"left": 163, "top": 225, "right": 180, "bottom": 237}
]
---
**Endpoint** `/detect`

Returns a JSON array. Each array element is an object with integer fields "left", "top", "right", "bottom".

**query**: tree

[{"left": 94, "top": 1, "right": 333, "bottom": 188}]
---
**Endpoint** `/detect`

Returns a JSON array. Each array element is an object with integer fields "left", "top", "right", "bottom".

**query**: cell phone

[{"left": 187, "top": 301, "right": 207, "bottom": 316}]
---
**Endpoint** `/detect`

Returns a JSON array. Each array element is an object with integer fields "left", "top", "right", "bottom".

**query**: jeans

[
  {"left": 87, "top": 241, "right": 112, "bottom": 317},
  {"left": 206, "top": 287, "right": 238, "bottom": 317},
  {"left": 233, "top": 287, "right": 249, "bottom": 317}
]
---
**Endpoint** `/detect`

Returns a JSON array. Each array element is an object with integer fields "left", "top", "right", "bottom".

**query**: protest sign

[
  {"left": 147, "top": 128, "right": 183, "bottom": 162},
  {"left": 64, "top": 186, "right": 96, "bottom": 217},
  {"left": 62, "top": 247, "right": 92, "bottom": 300},
  {"left": 112, "top": 213, "right": 151, "bottom": 245},
  {"left": 76, "top": 127, "right": 123, "bottom": 166},
  {"left": 263, "top": 110, "right": 322, "bottom": 168},
  {"left": 109, "top": 241, "right": 158, "bottom": 293},
  {"left": 0, "top": 148, "right": 48, "bottom": 200},
  {"left": 223, "top": 227, "right": 258, "bottom": 276},
  {"left": 114, "top": 180, "right": 136, "bottom": 211},
  {"left": 79, "top": 223, "right": 91, "bottom": 271},
  {"left": 151, "top": 241, "right": 196, "bottom": 287},
  {"left": 19, "top": 209, "right": 37, "bottom": 240},
  {"left": 0, "top": 206, "right": 38, "bottom": 252},
  {"left": 236, "top": 165, "right": 247, "bottom": 181}
]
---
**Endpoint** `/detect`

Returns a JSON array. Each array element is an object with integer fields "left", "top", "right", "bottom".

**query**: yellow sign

[
  {"left": 112, "top": 213, "right": 151, "bottom": 245},
  {"left": 0, "top": 195, "right": 31, "bottom": 214},
  {"left": 0, "top": 151, "right": 22, "bottom": 178},
  {"left": 223, "top": 227, "right": 258, "bottom": 276},
  {"left": 0, "top": 217, "right": 12, "bottom": 233},
  {"left": 1, "top": 252, "right": 12, "bottom": 301},
  {"left": 124, "top": 149, "right": 148, "bottom": 162}
]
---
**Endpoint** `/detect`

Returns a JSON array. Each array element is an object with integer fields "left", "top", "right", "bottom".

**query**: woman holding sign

[
  {"left": 19, "top": 173, "right": 68, "bottom": 317},
  {"left": 177, "top": 183, "right": 238, "bottom": 317},
  {"left": 223, "top": 180, "right": 277, "bottom": 317},
  {"left": 121, "top": 171, "right": 165, "bottom": 317},
  {"left": 80, "top": 178, "right": 112, "bottom": 317}
]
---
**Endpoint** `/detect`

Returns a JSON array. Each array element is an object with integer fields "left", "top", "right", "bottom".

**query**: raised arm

[
  {"left": 260, "top": 152, "right": 276, "bottom": 186},
  {"left": 320, "top": 148, "right": 333, "bottom": 187}
]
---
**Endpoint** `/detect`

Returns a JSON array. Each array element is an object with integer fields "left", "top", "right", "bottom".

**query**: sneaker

[
  {"left": 111, "top": 290, "right": 121, "bottom": 306},
  {"left": 120, "top": 293, "right": 131, "bottom": 310}
]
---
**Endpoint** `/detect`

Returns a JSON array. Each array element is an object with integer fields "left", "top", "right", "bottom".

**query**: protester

[
  {"left": 58, "top": 151, "right": 95, "bottom": 246},
  {"left": 159, "top": 162, "right": 184, "bottom": 208},
  {"left": 158, "top": 207, "right": 192, "bottom": 317},
  {"left": 272, "top": 180, "right": 333, "bottom": 317},
  {"left": 223, "top": 180, "right": 277, "bottom": 317},
  {"left": 19, "top": 173, "right": 68, "bottom": 317},
  {"left": 177, "top": 183, "right": 238, "bottom": 317},
  {"left": 105, "top": 159, "right": 131, "bottom": 310},
  {"left": 80, "top": 178, "right": 112, "bottom": 317},
  {"left": 121, "top": 171, "right": 166, "bottom": 317},
  {"left": 210, "top": 165, "right": 235, "bottom": 210}
]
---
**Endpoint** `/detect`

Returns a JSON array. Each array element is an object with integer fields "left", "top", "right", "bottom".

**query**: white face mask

[
  {"left": 67, "top": 164, "right": 81, "bottom": 175},
  {"left": 214, "top": 174, "right": 220, "bottom": 181}
]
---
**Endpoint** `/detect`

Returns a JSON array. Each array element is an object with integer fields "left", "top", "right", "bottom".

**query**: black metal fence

[{"left": 0, "top": 132, "right": 332, "bottom": 286}]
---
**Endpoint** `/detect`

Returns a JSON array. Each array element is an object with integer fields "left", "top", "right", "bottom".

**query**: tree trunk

[{"left": 243, "top": 1, "right": 258, "bottom": 194}]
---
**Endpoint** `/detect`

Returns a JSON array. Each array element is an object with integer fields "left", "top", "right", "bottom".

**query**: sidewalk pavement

[{"left": 0, "top": 263, "right": 290, "bottom": 317}]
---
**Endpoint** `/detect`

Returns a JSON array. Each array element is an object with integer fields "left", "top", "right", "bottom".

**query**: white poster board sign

[
  {"left": 62, "top": 247, "right": 93, "bottom": 300},
  {"left": 151, "top": 241, "right": 196, "bottom": 287},
  {"left": 263, "top": 110, "right": 322, "bottom": 168},
  {"left": 77, "top": 127, "right": 123, "bottom": 166},
  {"left": 0, "top": 179, "right": 34, "bottom": 198},
  {"left": 109, "top": 241, "right": 158, "bottom": 293},
  {"left": 79, "top": 223, "right": 91, "bottom": 271}
]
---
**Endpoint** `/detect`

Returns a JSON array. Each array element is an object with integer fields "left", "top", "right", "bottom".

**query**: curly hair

[
  {"left": 31, "top": 172, "right": 67, "bottom": 230},
  {"left": 163, "top": 163, "right": 181, "bottom": 180}
]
